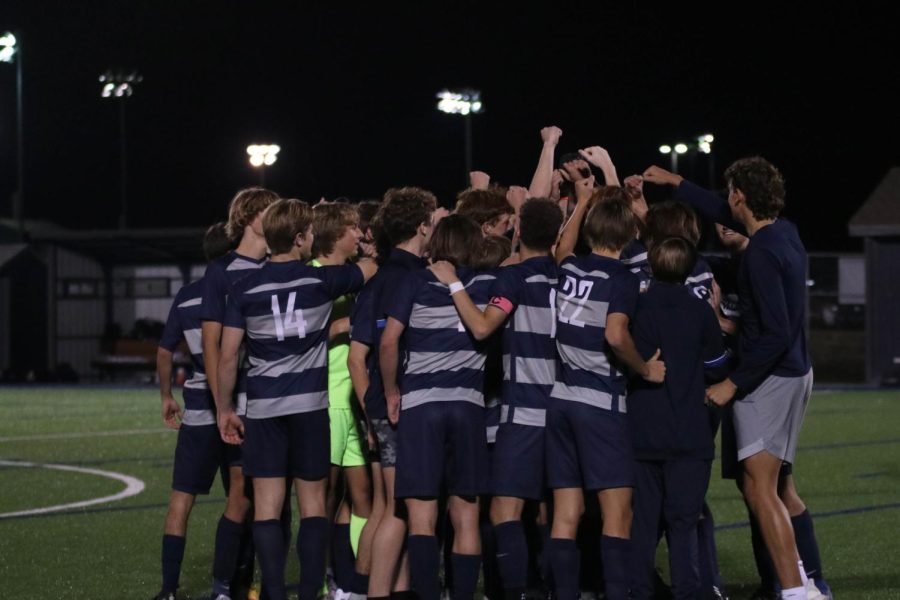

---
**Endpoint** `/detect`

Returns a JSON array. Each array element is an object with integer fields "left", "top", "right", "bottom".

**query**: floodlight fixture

[
  {"left": 99, "top": 69, "right": 143, "bottom": 99},
  {"left": 659, "top": 145, "right": 672, "bottom": 154},
  {"left": 0, "top": 31, "right": 16, "bottom": 63},
  {"left": 436, "top": 89, "right": 483, "bottom": 116},
  {"left": 247, "top": 144, "right": 280, "bottom": 168},
  {"left": 674, "top": 143, "right": 689, "bottom": 154}
]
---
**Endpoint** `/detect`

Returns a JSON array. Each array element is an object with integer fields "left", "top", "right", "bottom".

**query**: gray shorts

[
  {"left": 733, "top": 369, "right": 813, "bottom": 464},
  {"left": 370, "top": 418, "right": 398, "bottom": 467}
]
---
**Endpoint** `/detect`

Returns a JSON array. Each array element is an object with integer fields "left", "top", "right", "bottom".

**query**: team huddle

[{"left": 154, "top": 128, "right": 832, "bottom": 600}]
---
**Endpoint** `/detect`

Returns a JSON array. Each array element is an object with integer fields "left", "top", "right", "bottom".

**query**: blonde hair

[
  {"left": 312, "top": 203, "right": 359, "bottom": 257},
  {"left": 225, "top": 187, "right": 280, "bottom": 240},
  {"left": 263, "top": 199, "right": 313, "bottom": 254}
]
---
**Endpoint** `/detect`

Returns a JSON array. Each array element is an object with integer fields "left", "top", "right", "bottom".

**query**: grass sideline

[{"left": 1, "top": 387, "right": 899, "bottom": 599}]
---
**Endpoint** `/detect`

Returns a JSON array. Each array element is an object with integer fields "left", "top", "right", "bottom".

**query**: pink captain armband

[{"left": 488, "top": 296, "right": 514, "bottom": 314}]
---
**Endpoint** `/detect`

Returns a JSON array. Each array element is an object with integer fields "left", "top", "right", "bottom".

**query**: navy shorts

[
  {"left": 491, "top": 421, "right": 546, "bottom": 500},
  {"left": 546, "top": 400, "right": 634, "bottom": 491},
  {"left": 172, "top": 424, "right": 224, "bottom": 495},
  {"left": 242, "top": 409, "right": 330, "bottom": 480},
  {"left": 395, "top": 402, "right": 489, "bottom": 499}
]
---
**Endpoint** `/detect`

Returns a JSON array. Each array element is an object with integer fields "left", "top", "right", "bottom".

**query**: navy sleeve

[
  {"left": 158, "top": 298, "right": 183, "bottom": 352},
  {"left": 608, "top": 271, "right": 639, "bottom": 319},
  {"left": 350, "top": 284, "right": 376, "bottom": 346},
  {"left": 321, "top": 264, "right": 366, "bottom": 299},
  {"left": 200, "top": 261, "right": 228, "bottom": 323},
  {"left": 385, "top": 273, "right": 420, "bottom": 327},
  {"left": 631, "top": 300, "right": 658, "bottom": 362},
  {"left": 222, "top": 290, "right": 246, "bottom": 331},
  {"left": 700, "top": 303, "right": 729, "bottom": 381},
  {"left": 730, "top": 248, "right": 792, "bottom": 392},
  {"left": 675, "top": 180, "right": 744, "bottom": 234}
]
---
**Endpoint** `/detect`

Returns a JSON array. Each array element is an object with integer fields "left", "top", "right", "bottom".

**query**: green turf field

[{"left": 1, "top": 387, "right": 898, "bottom": 599}]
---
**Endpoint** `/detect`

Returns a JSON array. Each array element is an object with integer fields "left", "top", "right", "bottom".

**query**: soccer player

[
  {"left": 346, "top": 188, "right": 439, "bottom": 600},
  {"left": 216, "top": 199, "right": 377, "bottom": 600},
  {"left": 455, "top": 187, "right": 514, "bottom": 237},
  {"left": 310, "top": 203, "right": 373, "bottom": 600},
  {"left": 201, "top": 187, "right": 279, "bottom": 600},
  {"left": 153, "top": 222, "right": 234, "bottom": 600},
  {"left": 547, "top": 177, "right": 665, "bottom": 600},
  {"left": 627, "top": 236, "right": 729, "bottom": 600},
  {"left": 644, "top": 161, "right": 831, "bottom": 600},
  {"left": 429, "top": 198, "right": 564, "bottom": 600},
  {"left": 380, "top": 214, "right": 495, "bottom": 600}
]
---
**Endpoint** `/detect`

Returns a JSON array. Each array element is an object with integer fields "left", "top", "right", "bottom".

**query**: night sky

[{"left": 0, "top": 3, "right": 897, "bottom": 250}]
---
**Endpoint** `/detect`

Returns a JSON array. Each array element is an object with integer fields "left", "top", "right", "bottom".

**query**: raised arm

[
  {"left": 528, "top": 126, "right": 563, "bottom": 198},
  {"left": 643, "top": 165, "right": 743, "bottom": 232},
  {"left": 555, "top": 176, "right": 595, "bottom": 263},
  {"left": 580, "top": 146, "right": 620, "bottom": 187}
]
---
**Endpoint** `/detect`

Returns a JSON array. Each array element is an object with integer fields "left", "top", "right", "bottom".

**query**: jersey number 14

[{"left": 271, "top": 292, "right": 307, "bottom": 341}]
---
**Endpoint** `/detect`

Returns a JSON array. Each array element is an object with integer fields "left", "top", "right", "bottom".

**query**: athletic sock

[
  {"left": 450, "top": 553, "right": 481, "bottom": 600},
  {"left": 333, "top": 523, "right": 355, "bottom": 590},
  {"left": 494, "top": 521, "right": 528, "bottom": 591},
  {"left": 547, "top": 538, "right": 579, "bottom": 600},
  {"left": 781, "top": 586, "right": 806, "bottom": 600},
  {"left": 161, "top": 534, "right": 186, "bottom": 593},
  {"left": 350, "top": 570, "right": 370, "bottom": 595},
  {"left": 600, "top": 535, "right": 630, "bottom": 600},
  {"left": 791, "top": 511, "right": 830, "bottom": 594},
  {"left": 350, "top": 512, "right": 368, "bottom": 557},
  {"left": 298, "top": 517, "right": 330, "bottom": 600},
  {"left": 254, "top": 519, "right": 288, "bottom": 600},
  {"left": 212, "top": 515, "right": 244, "bottom": 595},
  {"left": 408, "top": 535, "right": 441, "bottom": 600}
]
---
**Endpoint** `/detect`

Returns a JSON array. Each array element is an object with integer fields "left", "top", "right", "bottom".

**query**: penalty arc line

[{"left": 0, "top": 459, "right": 145, "bottom": 519}]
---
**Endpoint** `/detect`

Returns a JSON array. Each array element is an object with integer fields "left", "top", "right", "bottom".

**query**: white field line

[
  {"left": 0, "top": 428, "right": 168, "bottom": 443},
  {"left": 0, "top": 459, "right": 146, "bottom": 519}
]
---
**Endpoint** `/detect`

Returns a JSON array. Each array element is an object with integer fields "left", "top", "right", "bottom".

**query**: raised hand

[
  {"left": 624, "top": 175, "right": 644, "bottom": 199},
  {"left": 541, "top": 126, "right": 563, "bottom": 146},
  {"left": 429, "top": 260, "right": 459, "bottom": 285},
  {"left": 469, "top": 171, "right": 491, "bottom": 190},
  {"left": 507, "top": 185, "right": 529, "bottom": 212},
  {"left": 574, "top": 174, "right": 596, "bottom": 203},
  {"left": 579, "top": 146, "right": 613, "bottom": 170},
  {"left": 642, "top": 165, "right": 683, "bottom": 187}
]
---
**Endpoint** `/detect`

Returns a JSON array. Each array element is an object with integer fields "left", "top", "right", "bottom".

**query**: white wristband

[{"left": 448, "top": 281, "right": 464, "bottom": 295}]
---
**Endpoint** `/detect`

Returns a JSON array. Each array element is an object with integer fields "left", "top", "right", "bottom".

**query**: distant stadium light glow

[
  {"left": 674, "top": 143, "right": 689, "bottom": 154},
  {"left": 247, "top": 144, "right": 280, "bottom": 168},
  {"left": 436, "top": 89, "right": 483, "bottom": 115},
  {"left": 99, "top": 70, "right": 142, "bottom": 99},
  {"left": 659, "top": 145, "right": 672, "bottom": 154},
  {"left": 0, "top": 31, "right": 16, "bottom": 63}
]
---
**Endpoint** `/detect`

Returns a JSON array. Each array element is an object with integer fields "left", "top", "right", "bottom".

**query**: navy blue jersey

[
  {"left": 349, "top": 249, "right": 426, "bottom": 419},
  {"left": 551, "top": 254, "right": 639, "bottom": 413},
  {"left": 730, "top": 220, "right": 811, "bottom": 392},
  {"left": 388, "top": 268, "right": 496, "bottom": 410},
  {"left": 489, "top": 256, "right": 559, "bottom": 415},
  {"left": 628, "top": 282, "right": 728, "bottom": 459},
  {"left": 200, "top": 251, "right": 267, "bottom": 324},
  {"left": 159, "top": 278, "right": 215, "bottom": 426},
  {"left": 223, "top": 260, "right": 365, "bottom": 418},
  {"left": 621, "top": 238, "right": 714, "bottom": 299}
]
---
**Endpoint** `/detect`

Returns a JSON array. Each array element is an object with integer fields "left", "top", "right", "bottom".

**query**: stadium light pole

[
  {"left": 1, "top": 31, "right": 24, "bottom": 230},
  {"left": 436, "top": 89, "right": 483, "bottom": 185},
  {"left": 100, "top": 69, "right": 142, "bottom": 229},
  {"left": 246, "top": 144, "right": 280, "bottom": 187},
  {"left": 658, "top": 142, "right": 689, "bottom": 174}
]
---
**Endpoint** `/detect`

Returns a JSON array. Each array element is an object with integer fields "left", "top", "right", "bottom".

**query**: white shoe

[{"left": 806, "top": 579, "right": 828, "bottom": 600}]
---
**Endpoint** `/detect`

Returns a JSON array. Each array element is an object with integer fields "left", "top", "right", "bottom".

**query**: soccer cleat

[
  {"left": 806, "top": 579, "right": 829, "bottom": 600},
  {"left": 152, "top": 592, "right": 176, "bottom": 600}
]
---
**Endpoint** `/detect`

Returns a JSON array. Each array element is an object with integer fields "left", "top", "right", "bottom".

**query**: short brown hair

[
  {"left": 583, "top": 196, "right": 635, "bottom": 252},
  {"left": 428, "top": 214, "right": 482, "bottom": 267},
  {"left": 225, "top": 187, "right": 280, "bottom": 240},
  {"left": 312, "top": 203, "right": 359, "bottom": 257},
  {"left": 645, "top": 201, "right": 701, "bottom": 248},
  {"left": 725, "top": 156, "right": 786, "bottom": 220},
  {"left": 263, "top": 198, "right": 313, "bottom": 255},
  {"left": 471, "top": 235, "right": 512, "bottom": 270},
  {"left": 455, "top": 187, "right": 513, "bottom": 228},
  {"left": 356, "top": 200, "right": 382, "bottom": 234},
  {"left": 203, "top": 221, "right": 234, "bottom": 262},
  {"left": 649, "top": 237, "right": 697, "bottom": 284},
  {"left": 519, "top": 197, "right": 563, "bottom": 252},
  {"left": 377, "top": 187, "right": 438, "bottom": 246}
]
